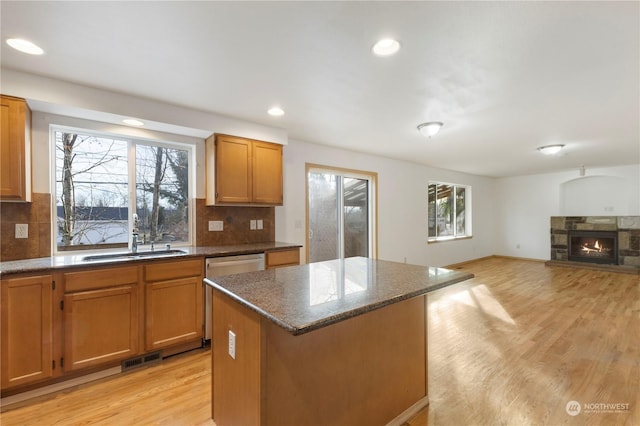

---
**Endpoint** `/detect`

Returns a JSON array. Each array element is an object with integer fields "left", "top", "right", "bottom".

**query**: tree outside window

[{"left": 54, "top": 129, "right": 191, "bottom": 251}]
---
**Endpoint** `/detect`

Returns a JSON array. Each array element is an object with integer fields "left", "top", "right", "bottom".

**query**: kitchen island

[{"left": 204, "top": 257, "right": 473, "bottom": 426}]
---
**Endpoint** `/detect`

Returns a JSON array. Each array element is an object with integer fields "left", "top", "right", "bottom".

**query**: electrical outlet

[
  {"left": 228, "top": 330, "right": 236, "bottom": 359},
  {"left": 250, "top": 220, "right": 257, "bottom": 230},
  {"left": 15, "top": 224, "right": 28, "bottom": 239},
  {"left": 208, "top": 220, "right": 224, "bottom": 231},
  {"left": 257, "top": 219, "right": 263, "bottom": 230}
]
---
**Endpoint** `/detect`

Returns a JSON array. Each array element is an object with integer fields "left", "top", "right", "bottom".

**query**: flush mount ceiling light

[
  {"left": 6, "top": 38, "right": 44, "bottom": 55},
  {"left": 417, "top": 122, "right": 444, "bottom": 138},
  {"left": 537, "top": 144, "right": 565, "bottom": 155},
  {"left": 267, "top": 107, "right": 285, "bottom": 117},
  {"left": 372, "top": 38, "right": 400, "bottom": 57},
  {"left": 122, "top": 118, "right": 144, "bottom": 127}
]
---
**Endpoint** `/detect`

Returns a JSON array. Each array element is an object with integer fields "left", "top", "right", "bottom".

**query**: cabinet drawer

[
  {"left": 266, "top": 249, "right": 300, "bottom": 269},
  {"left": 144, "top": 258, "right": 203, "bottom": 282},
  {"left": 63, "top": 266, "right": 138, "bottom": 292}
]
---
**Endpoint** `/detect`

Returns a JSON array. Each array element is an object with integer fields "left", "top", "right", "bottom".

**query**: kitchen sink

[{"left": 82, "top": 249, "right": 187, "bottom": 261}]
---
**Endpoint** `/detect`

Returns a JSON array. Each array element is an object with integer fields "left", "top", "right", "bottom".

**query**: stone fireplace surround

[{"left": 549, "top": 216, "right": 640, "bottom": 271}]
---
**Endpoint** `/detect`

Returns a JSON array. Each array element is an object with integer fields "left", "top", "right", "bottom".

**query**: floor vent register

[{"left": 121, "top": 351, "right": 162, "bottom": 371}]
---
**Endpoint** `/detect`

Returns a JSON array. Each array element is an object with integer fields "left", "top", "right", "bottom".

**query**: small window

[
  {"left": 53, "top": 127, "right": 192, "bottom": 252},
  {"left": 428, "top": 182, "right": 471, "bottom": 241}
]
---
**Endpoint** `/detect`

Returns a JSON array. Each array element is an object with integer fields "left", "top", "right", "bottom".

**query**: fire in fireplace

[{"left": 568, "top": 230, "right": 618, "bottom": 265}]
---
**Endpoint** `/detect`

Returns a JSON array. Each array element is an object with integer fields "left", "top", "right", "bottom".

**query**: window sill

[{"left": 428, "top": 236, "right": 473, "bottom": 244}]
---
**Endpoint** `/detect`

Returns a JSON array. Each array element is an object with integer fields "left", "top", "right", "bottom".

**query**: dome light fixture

[
  {"left": 537, "top": 144, "right": 565, "bottom": 155},
  {"left": 372, "top": 38, "right": 400, "bottom": 57},
  {"left": 6, "top": 38, "right": 44, "bottom": 55},
  {"left": 417, "top": 122, "right": 444, "bottom": 138},
  {"left": 267, "top": 106, "right": 285, "bottom": 117}
]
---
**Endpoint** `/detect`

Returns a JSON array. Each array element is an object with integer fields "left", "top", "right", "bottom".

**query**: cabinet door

[
  {"left": 253, "top": 141, "right": 283, "bottom": 205},
  {"left": 1, "top": 275, "right": 54, "bottom": 389},
  {"left": 145, "top": 276, "right": 203, "bottom": 351},
  {"left": 63, "top": 286, "right": 139, "bottom": 371},
  {"left": 0, "top": 95, "right": 30, "bottom": 201},
  {"left": 215, "top": 135, "right": 252, "bottom": 203}
]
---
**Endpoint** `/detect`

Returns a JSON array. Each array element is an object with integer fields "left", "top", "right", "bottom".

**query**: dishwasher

[{"left": 205, "top": 253, "right": 265, "bottom": 340}]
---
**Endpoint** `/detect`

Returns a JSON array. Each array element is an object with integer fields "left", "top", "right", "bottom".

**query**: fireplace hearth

[
  {"left": 568, "top": 230, "right": 617, "bottom": 265},
  {"left": 549, "top": 216, "right": 640, "bottom": 273}
]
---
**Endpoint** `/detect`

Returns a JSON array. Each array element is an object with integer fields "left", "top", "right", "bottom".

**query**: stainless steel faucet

[{"left": 132, "top": 213, "right": 139, "bottom": 253}]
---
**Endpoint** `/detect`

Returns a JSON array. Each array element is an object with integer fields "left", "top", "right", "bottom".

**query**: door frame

[{"left": 305, "top": 163, "right": 378, "bottom": 262}]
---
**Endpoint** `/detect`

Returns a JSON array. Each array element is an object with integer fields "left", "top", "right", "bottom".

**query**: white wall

[
  {"left": 12, "top": 68, "right": 638, "bottom": 267},
  {"left": 275, "top": 139, "right": 496, "bottom": 267},
  {"left": 1, "top": 67, "right": 287, "bottom": 146},
  {"left": 494, "top": 164, "right": 640, "bottom": 260}
]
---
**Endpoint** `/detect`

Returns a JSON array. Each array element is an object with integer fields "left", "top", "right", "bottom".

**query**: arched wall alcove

[{"left": 559, "top": 175, "right": 630, "bottom": 216}]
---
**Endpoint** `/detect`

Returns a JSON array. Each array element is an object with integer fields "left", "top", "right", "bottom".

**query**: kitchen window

[
  {"left": 306, "top": 164, "right": 377, "bottom": 262},
  {"left": 428, "top": 182, "right": 471, "bottom": 241},
  {"left": 52, "top": 127, "right": 192, "bottom": 252}
]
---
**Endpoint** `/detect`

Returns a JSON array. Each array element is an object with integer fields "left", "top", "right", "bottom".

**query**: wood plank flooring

[{"left": 1, "top": 257, "right": 638, "bottom": 425}]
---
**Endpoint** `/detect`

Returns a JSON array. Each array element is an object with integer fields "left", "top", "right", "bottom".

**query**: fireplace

[{"left": 568, "top": 230, "right": 618, "bottom": 265}]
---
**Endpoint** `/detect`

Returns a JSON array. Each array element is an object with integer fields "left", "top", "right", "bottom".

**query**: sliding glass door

[{"left": 307, "top": 165, "right": 376, "bottom": 263}]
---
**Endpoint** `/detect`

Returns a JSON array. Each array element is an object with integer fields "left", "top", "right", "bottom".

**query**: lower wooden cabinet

[
  {"left": 144, "top": 259, "right": 203, "bottom": 352},
  {"left": 1, "top": 256, "right": 207, "bottom": 393},
  {"left": 63, "top": 285, "right": 139, "bottom": 371},
  {"left": 265, "top": 248, "right": 300, "bottom": 269},
  {"left": 1, "top": 275, "right": 54, "bottom": 390}
]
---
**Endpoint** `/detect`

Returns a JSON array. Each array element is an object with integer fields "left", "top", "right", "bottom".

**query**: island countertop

[{"left": 204, "top": 256, "right": 473, "bottom": 335}]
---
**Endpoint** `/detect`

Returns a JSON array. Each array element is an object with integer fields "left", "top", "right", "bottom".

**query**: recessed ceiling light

[
  {"left": 537, "top": 144, "right": 565, "bottom": 155},
  {"left": 267, "top": 107, "right": 285, "bottom": 117},
  {"left": 372, "top": 38, "right": 400, "bottom": 57},
  {"left": 6, "top": 38, "right": 44, "bottom": 55},
  {"left": 123, "top": 118, "right": 145, "bottom": 127}
]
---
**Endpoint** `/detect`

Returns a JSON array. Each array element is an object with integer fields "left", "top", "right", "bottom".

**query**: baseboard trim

[
  {"left": 444, "top": 254, "right": 546, "bottom": 270},
  {"left": 492, "top": 255, "right": 546, "bottom": 263},
  {"left": 444, "top": 255, "right": 494, "bottom": 269},
  {"left": 386, "top": 395, "right": 429, "bottom": 426},
  {"left": 0, "top": 366, "right": 121, "bottom": 411}
]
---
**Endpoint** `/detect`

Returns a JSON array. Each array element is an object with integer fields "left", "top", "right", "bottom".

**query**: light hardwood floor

[{"left": 1, "top": 258, "right": 638, "bottom": 425}]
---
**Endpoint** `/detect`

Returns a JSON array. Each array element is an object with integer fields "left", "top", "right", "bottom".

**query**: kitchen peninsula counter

[{"left": 204, "top": 257, "right": 473, "bottom": 426}]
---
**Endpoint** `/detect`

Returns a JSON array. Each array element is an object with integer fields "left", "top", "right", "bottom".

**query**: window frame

[
  {"left": 50, "top": 124, "right": 194, "bottom": 254},
  {"left": 428, "top": 181, "right": 472, "bottom": 243}
]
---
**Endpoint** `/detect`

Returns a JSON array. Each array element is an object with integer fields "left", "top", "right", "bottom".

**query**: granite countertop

[
  {"left": 204, "top": 256, "right": 474, "bottom": 336},
  {"left": 0, "top": 242, "right": 302, "bottom": 276}
]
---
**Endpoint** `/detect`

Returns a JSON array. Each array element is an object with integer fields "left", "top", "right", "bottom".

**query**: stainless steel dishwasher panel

[{"left": 205, "top": 253, "right": 265, "bottom": 339}]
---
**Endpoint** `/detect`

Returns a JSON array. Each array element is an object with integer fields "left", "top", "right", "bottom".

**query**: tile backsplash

[
  {"left": 0, "top": 196, "right": 274, "bottom": 262},
  {"left": 195, "top": 199, "right": 275, "bottom": 246},
  {"left": 0, "top": 193, "right": 52, "bottom": 261}
]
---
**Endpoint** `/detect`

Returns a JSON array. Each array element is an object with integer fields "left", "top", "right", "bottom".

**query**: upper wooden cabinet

[
  {"left": 206, "top": 134, "right": 283, "bottom": 206},
  {"left": 0, "top": 95, "right": 31, "bottom": 202}
]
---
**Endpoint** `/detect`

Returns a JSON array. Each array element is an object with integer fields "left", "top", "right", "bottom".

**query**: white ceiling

[{"left": 1, "top": 1, "right": 638, "bottom": 177}]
